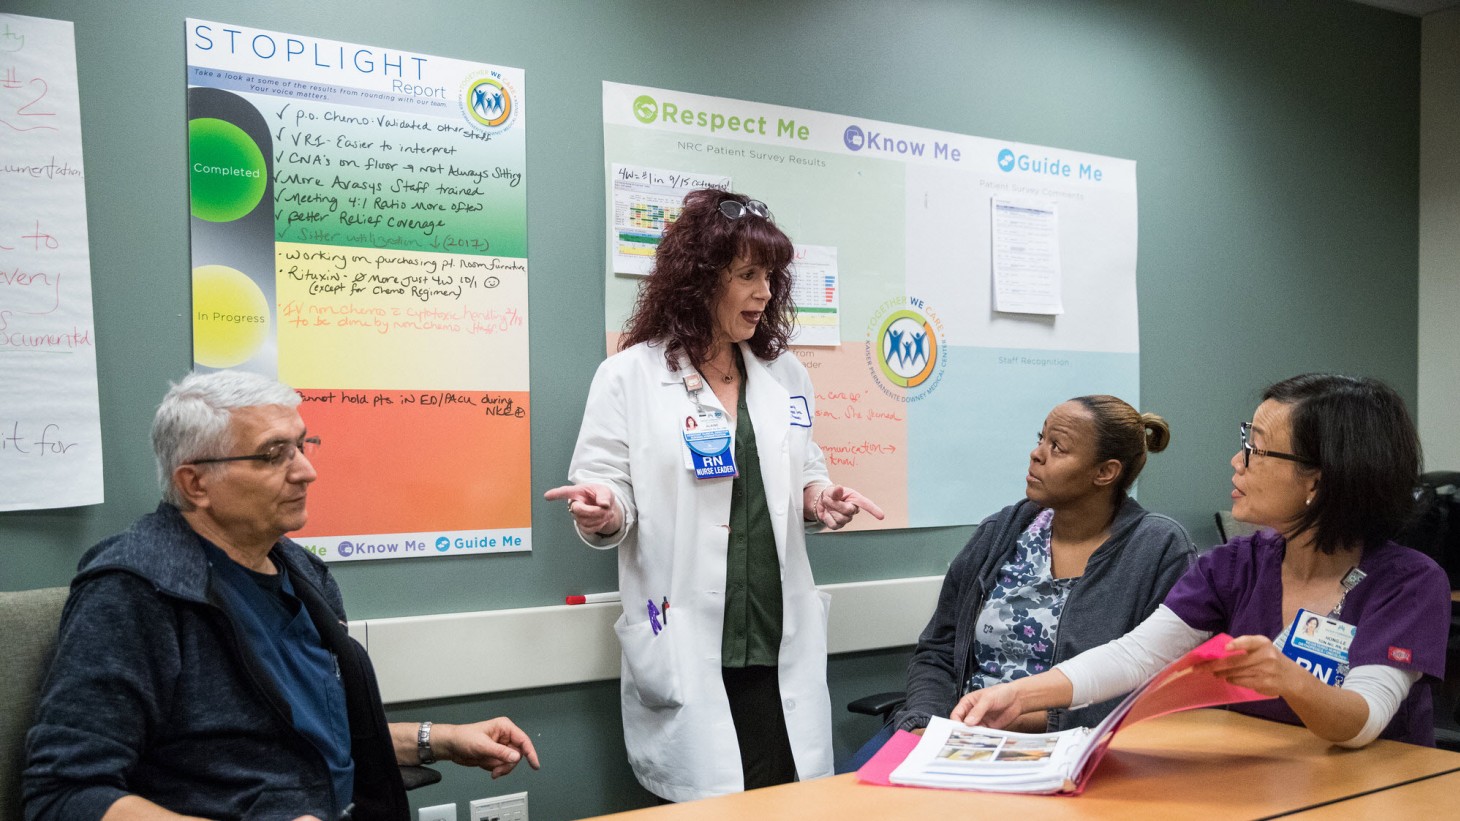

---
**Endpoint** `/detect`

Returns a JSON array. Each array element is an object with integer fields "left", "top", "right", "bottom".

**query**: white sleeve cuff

[
  {"left": 1057, "top": 605, "right": 1211, "bottom": 707},
  {"left": 571, "top": 494, "right": 633, "bottom": 550},
  {"left": 1333, "top": 665, "right": 1419, "bottom": 748}
]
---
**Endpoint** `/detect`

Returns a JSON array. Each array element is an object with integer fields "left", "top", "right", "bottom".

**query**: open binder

[{"left": 859, "top": 634, "right": 1270, "bottom": 795}]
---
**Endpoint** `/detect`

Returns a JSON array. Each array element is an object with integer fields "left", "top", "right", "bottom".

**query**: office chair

[
  {"left": 847, "top": 692, "right": 907, "bottom": 726},
  {"left": 400, "top": 764, "right": 442, "bottom": 790},
  {"left": 1400, "top": 471, "right": 1460, "bottom": 587},
  {"left": 0, "top": 585, "right": 439, "bottom": 818},
  {"left": 0, "top": 587, "right": 69, "bottom": 821},
  {"left": 842, "top": 692, "right": 908, "bottom": 773},
  {"left": 1403, "top": 471, "right": 1460, "bottom": 751}
]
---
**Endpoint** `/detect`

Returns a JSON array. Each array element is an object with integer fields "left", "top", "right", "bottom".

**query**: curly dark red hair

[{"left": 620, "top": 188, "right": 796, "bottom": 368}]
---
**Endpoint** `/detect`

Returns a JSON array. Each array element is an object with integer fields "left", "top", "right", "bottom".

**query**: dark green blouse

[{"left": 720, "top": 350, "right": 783, "bottom": 668}]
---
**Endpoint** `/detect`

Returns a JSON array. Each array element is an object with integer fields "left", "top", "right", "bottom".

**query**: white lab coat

[{"left": 567, "top": 340, "right": 834, "bottom": 802}]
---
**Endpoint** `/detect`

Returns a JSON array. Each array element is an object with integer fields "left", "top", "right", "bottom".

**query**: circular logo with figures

[
  {"left": 878, "top": 310, "right": 939, "bottom": 388},
  {"left": 864, "top": 297, "right": 948, "bottom": 403},
  {"left": 337, "top": 540, "right": 355, "bottom": 558},
  {"left": 460, "top": 72, "right": 519, "bottom": 133}
]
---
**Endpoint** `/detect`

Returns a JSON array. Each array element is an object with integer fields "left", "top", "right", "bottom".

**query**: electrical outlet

[
  {"left": 419, "top": 804, "right": 457, "bottom": 821},
  {"left": 469, "top": 791, "right": 527, "bottom": 821}
]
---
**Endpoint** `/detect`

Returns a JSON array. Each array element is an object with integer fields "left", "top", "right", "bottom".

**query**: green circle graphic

[
  {"left": 188, "top": 117, "right": 267, "bottom": 222},
  {"left": 632, "top": 95, "right": 659, "bottom": 124}
]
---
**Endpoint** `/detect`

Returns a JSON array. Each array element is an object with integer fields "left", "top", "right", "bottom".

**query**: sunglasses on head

[{"left": 718, "top": 199, "right": 771, "bottom": 220}]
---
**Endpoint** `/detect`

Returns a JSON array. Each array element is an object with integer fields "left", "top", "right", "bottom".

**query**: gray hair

[{"left": 152, "top": 370, "right": 300, "bottom": 507}]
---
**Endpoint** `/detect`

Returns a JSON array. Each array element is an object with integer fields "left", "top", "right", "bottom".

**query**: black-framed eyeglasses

[
  {"left": 189, "top": 436, "right": 321, "bottom": 468},
  {"left": 718, "top": 199, "right": 771, "bottom": 221},
  {"left": 1238, "top": 423, "right": 1311, "bottom": 469}
]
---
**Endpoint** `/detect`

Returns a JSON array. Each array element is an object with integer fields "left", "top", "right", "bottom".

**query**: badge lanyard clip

[
  {"left": 682, "top": 371, "right": 705, "bottom": 408},
  {"left": 1327, "top": 566, "right": 1366, "bottom": 620}
]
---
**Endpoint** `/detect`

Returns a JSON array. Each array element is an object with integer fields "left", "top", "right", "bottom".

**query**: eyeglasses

[
  {"left": 718, "top": 199, "right": 771, "bottom": 220},
  {"left": 1238, "top": 423, "right": 1311, "bottom": 469},
  {"left": 189, "top": 436, "right": 321, "bottom": 468}
]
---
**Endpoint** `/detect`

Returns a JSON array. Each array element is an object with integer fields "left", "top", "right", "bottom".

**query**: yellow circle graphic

[{"left": 192, "top": 265, "right": 270, "bottom": 368}]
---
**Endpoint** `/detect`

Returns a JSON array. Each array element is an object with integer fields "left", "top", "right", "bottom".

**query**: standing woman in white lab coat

[{"left": 546, "top": 189, "right": 883, "bottom": 802}]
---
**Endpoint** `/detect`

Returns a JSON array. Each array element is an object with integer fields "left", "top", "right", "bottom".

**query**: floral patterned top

[{"left": 967, "top": 508, "right": 1074, "bottom": 693}]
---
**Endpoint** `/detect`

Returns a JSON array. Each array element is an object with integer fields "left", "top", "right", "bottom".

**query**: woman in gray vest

[{"left": 892, "top": 395, "right": 1195, "bottom": 735}]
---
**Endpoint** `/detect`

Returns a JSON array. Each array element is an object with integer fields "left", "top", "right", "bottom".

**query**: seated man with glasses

[{"left": 24, "top": 371, "right": 539, "bottom": 821}]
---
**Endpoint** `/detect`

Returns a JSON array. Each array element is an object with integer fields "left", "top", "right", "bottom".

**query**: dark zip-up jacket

[
  {"left": 893, "top": 497, "right": 1195, "bottom": 732},
  {"left": 23, "top": 503, "right": 408, "bottom": 821}
]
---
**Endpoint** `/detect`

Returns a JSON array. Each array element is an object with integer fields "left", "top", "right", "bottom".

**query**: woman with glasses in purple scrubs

[
  {"left": 546, "top": 189, "right": 883, "bottom": 802},
  {"left": 949, "top": 373, "right": 1449, "bottom": 747}
]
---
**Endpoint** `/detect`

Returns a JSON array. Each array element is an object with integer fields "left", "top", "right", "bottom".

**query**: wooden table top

[
  {"left": 1281, "top": 769, "right": 1460, "bottom": 818},
  {"left": 583, "top": 709, "right": 1460, "bottom": 821}
]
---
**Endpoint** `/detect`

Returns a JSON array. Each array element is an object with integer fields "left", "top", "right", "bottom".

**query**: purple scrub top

[{"left": 1164, "top": 530, "right": 1449, "bottom": 746}]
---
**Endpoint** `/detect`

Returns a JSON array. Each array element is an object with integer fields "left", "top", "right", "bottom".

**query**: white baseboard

[{"left": 349, "top": 575, "right": 942, "bottom": 704}]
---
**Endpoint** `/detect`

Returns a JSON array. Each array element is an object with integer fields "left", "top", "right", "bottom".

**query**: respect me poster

[
  {"left": 603, "top": 82, "right": 1139, "bottom": 531},
  {"left": 185, "top": 20, "right": 529, "bottom": 561}
]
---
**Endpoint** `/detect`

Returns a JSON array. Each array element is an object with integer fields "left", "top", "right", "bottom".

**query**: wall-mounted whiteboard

[{"left": 603, "top": 82, "right": 1139, "bottom": 530}]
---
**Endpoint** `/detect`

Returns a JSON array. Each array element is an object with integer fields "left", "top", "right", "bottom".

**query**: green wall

[{"left": 1, "top": 0, "right": 1419, "bottom": 817}]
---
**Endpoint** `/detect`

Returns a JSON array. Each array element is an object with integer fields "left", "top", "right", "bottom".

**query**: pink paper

[
  {"left": 855, "top": 730, "right": 920, "bottom": 786},
  {"left": 1068, "top": 634, "right": 1270, "bottom": 793}
]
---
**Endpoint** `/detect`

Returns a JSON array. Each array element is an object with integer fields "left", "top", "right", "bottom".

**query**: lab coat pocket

[{"left": 613, "top": 612, "right": 684, "bottom": 709}]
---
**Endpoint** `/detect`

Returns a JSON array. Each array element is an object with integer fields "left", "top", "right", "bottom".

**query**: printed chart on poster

[
  {"left": 0, "top": 14, "right": 103, "bottom": 512},
  {"left": 603, "top": 82, "right": 1139, "bottom": 530},
  {"left": 186, "top": 20, "right": 529, "bottom": 560}
]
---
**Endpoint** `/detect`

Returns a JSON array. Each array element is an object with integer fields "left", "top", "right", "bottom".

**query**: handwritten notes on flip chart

[
  {"left": 275, "top": 242, "right": 527, "bottom": 389},
  {"left": 293, "top": 388, "right": 530, "bottom": 556},
  {"left": 1, "top": 14, "right": 103, "bottom": 511},
  {"left": 260, "top": 98, "right": 524, "bottom": 254},
  {"left": 812, "top": 388, "right": 903, "bottom": 468}
]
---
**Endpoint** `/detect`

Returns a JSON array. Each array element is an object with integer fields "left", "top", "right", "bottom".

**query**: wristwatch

[{"left": 416, "top": 721, "right": 436, "bottom": 765}]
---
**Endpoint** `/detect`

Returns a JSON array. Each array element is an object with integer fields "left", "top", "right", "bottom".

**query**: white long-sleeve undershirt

[{"left": 1054, "top": 605, "right": 1418, "bottom": 747}]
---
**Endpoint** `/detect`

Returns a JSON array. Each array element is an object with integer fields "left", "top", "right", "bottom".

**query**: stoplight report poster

[
  {"left": 603, "top": 82, "right": 1139, "bottom": 530},
  {"left": 186, "top": 20, "right": 529, "bottom": 561}
]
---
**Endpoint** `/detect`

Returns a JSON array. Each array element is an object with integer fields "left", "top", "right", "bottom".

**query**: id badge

[
  {"left": 1276, "top": 608, "right": 1356, "bottom": 687},
  {"left": 683, "top": 408, "right": 737, "bottom": 480}
]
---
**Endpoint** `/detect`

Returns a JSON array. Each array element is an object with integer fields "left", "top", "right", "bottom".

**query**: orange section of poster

[
  {"left": 794, "top": 346, "right": 908, "bottom": 530},
  {"left": 294, "top": 389, "right": 530, "bottom": 537}
]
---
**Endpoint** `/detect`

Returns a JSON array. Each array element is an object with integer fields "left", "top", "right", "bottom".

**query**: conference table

[
  {"left": 1283, "top": 769, "right": 1460, "bottom": 818},
  {"left": 584, "top": 709, "right": 1460, "bottom": 820}
]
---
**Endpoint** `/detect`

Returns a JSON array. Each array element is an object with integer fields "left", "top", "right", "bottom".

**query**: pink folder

[{"left": 857, "top": 634, "right": 1269, "bottom": 794}]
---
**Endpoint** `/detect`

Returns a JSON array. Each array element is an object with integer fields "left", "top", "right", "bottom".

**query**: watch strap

[{"left": 416, "top": 720, "right": 436, "bottom": 765}]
